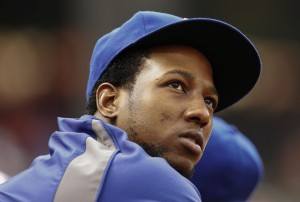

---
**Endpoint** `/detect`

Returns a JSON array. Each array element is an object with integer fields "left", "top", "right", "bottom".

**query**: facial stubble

[{"left": 126, "top": 95, "right": 195, "bottom": 178}]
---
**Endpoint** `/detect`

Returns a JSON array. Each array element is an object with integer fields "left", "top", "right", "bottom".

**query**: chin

[
  {"left": 136, "top": 141, "right": 195, "bottom": 177},
  {"left": 177, "top": 165, "right": 195, "bottom": 178},
  {"left": 168, "top": 160, "right": 195, "bottom": 178}
]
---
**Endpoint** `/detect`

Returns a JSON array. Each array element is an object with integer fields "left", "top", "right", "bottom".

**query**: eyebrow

[
  {"left": 164, "top": 69, "right": 219, "bottom": 97},
  {"left": 164, "top": 69, "right": 196, "bottom": 80}
]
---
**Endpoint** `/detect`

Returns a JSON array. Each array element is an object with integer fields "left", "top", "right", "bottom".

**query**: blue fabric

[
  {"left": 0, "top": 115, "right": 201, "bottom": 202},
  {"left": 86, "top": 11, "right": 261, "bottom": 112},
  {"left": 190, "top": 117, "right": 263, "bottom": 202}
]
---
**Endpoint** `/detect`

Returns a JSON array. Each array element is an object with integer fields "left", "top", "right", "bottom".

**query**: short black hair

[{"left": 86, "top": 46, "right": 151, "bottom": 115}]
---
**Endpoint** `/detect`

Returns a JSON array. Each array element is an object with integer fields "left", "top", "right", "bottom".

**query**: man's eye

[
  {"left": 205, "top": 98, "right": 217, "bottom": 111},
  {"left": 168, "top": 81, "right": 185, "bottom": 91}
]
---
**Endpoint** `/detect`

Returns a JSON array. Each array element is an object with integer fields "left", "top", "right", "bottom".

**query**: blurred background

[{"left": 0, "top": 0, "right": 299, "bottom": 201}]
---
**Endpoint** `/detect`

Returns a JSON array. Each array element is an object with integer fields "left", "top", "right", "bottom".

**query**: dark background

[{"left": 0, "top": 1, "right": 299, "bottom": 201}]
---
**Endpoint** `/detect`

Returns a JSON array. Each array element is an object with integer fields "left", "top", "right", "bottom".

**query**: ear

[{"left": 96, "top": 83, "right": 120, "bottom": 119}]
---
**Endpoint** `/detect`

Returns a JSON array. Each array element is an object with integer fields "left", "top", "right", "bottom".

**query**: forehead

[{"left": 143, "top": 45, "right": 214, "bottom": 80}]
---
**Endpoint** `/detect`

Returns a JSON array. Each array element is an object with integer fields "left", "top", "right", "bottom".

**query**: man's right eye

[{"left": 168, "top": 81, "right": 185, "bottom": 92}]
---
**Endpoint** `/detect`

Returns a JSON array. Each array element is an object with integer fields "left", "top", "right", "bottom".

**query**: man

[
  {"left": 190, "top": 117, "right": 264, "bottom": 201},
  {"left": 0, "top": 11, "right": 261, "bottom": 201}
]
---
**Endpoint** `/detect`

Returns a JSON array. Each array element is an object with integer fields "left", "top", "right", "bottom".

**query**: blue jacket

[
  {"left": 0, "top": 115, "right": 201, "bottom": 202},
  {"left": 190, "top": 117, "right": 263, "bottom": 202}
]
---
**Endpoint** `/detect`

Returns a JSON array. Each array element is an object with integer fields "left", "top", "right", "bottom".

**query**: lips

[{"left": 179, "top": 131, "right": 204, "bottom": 155}]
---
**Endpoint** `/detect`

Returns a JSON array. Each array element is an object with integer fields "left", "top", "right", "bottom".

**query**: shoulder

[
  {"left": 94, "top": 120, "right": 202, "bottom": 201},
  {"left": 99, "top": 146, "right": 201, "bottom": 201},
  {"left": 0, "top": 132, "right": 90, "bottom": 202},
  {"left": 0, "top": 116, "right": 101, "bottom": 202}
]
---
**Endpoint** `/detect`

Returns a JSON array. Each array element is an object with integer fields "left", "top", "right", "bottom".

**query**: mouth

[{"left": 179, "top": 131, "right": 204, "bottom": 156}]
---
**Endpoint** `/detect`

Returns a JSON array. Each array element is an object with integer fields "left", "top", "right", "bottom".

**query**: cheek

[
  {"left": 124, "top": 100, "right": 159, "bottom": 137},
  {"left": 159, "top": 113, "right": 173, "bottom": 123},
  {"left": 203, "top": 124, "right": 213, "bottom": 148},
  {"left": 158, "top": 110, "right": 182, "bottom": 127},
  {"left": 151, "top": 100, "right": 182, "bottom": 122},
  {"left": 140, "top": 101, "right": 175, "bottom": 126}
]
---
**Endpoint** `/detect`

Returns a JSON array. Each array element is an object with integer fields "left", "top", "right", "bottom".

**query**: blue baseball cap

[
  {"left": 87, "top": 11, "right": 261, "bottom": 112},
  {"left": 190, "top": 117, "right": 264, "bottom": 201}
]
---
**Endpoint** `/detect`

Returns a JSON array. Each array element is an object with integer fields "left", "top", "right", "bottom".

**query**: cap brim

[{"left": 131, "top": 18, "right": 261, "bottom": 112}]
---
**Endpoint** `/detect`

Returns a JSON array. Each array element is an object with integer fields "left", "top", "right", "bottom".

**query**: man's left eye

[{"left": 205, "top": 98, "right": 217, "bottom": 111}]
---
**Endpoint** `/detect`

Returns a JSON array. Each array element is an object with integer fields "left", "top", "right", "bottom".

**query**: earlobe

[{"left": 96, "top": 83, "right": 119, "bottom": 119}]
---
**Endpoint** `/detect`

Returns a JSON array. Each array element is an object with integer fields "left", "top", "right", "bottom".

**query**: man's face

[{"left": 116, "top": 45, "right": 218, "bottom": 177}]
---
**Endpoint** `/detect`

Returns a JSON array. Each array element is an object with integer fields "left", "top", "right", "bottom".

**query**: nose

[{"left": 184, "top": 99, "right": 210, "bottom": 128}]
